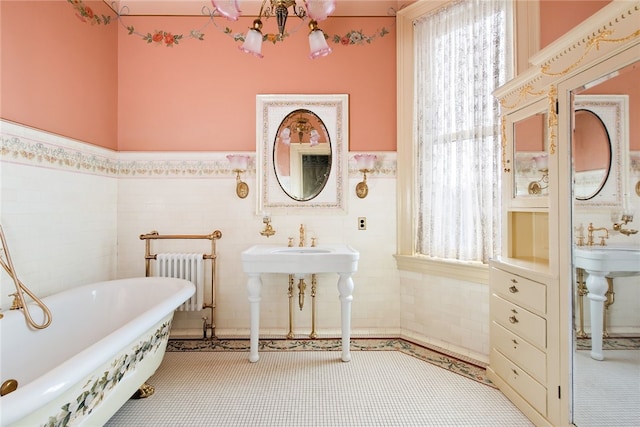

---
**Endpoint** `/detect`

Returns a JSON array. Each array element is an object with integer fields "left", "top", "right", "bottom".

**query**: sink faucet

[
  {"left": 613, "top": 214, "right": 638, "bottom": 236},
  {"left": 299, "top": 224, "right": 305, "bottom": 247},
  {"left": 587, "top": 223, "right": 609, "bottom": 246}
]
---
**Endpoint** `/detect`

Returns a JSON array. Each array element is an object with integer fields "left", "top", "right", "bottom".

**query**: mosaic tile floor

[
  {"left": 107, "top": 348, "right": 534, "bottom": 426},
  {"left": 167, "top": 338, "right": 492, "bottom": 387},
  {"left": 573, "top": 349, "right": 640, "bottom": 426}
]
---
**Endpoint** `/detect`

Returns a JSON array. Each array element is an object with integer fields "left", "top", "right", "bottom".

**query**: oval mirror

[
  {"left": 273, "top": 109, "right": 332, "bottom": 201},
  {"left": 572, "top": 109, "right": 611, "bottom": 200}
]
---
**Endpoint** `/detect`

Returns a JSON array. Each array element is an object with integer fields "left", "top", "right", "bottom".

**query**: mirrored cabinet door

[{"left": 504, "top": 98, "right": 550, "bottom": 208}]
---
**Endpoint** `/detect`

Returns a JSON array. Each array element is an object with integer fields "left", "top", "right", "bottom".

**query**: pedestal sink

[
  {"left": 241, "top": 244, "right": 359, "bottom": 363},
  {"left": 574, "top": 245, "right": 640, "bottom": 360}
]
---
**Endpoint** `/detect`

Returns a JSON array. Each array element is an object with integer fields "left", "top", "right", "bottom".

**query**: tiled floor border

[
  {"left": 167, "top": 338, "right": 494, "bottom": 387},
  {"left": 575, "top": 336, "right": 640, "bottom": 350}
]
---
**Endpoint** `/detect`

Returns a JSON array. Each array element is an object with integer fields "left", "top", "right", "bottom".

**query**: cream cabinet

[
  {"left": 489, "top": 54, "right": 559, "bottom": 427},
  {"left": 487, "top": 262, "right": 556, "bottom": 426},
  {"left": 489, "top": 2, "right": 640, "bottom": 426}
]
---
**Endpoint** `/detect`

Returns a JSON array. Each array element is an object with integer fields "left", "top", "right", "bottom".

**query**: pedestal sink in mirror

[
  {"left": 241, "top": 244, "right": 359, "bottom": 363},
  {"left": 573, "top": 245, "right": 640, "bottom": 360}
]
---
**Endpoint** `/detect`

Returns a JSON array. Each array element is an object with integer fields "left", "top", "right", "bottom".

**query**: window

[
  {"left": 414, "top": 0, "right": 513, "bottom": 264},
  {"left": 396, "top": 0, "right": 514, "bottom": 275}
]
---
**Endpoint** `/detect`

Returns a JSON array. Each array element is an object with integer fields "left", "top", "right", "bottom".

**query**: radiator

[{"left": 155, "top": 253, "right": 204, "bottom": 311}]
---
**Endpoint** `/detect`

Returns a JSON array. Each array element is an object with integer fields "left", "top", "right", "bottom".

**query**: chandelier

[
  {"left": 212, "top": 0, "right": 336, "bottom": 58},
  {"left": 278, "top": 114, "right": 321, "bottom": 145}
]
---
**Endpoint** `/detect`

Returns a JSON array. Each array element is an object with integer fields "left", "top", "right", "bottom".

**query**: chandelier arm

[
  {"left": 292, "top": 3, "right": 307, "bottom": 19},
  {"left": 258, "top": 0, "right": 270, "bottom": 19}
]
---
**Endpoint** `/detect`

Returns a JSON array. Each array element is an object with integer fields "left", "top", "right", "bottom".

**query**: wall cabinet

[{"left": 489, "top": 2, "right": 640, "bottom": 426}]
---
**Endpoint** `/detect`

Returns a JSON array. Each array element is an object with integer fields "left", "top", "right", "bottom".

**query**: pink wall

[
  {"left": 0, "top": 1, "right": 117, "bottom": 149},
  {"left": 539, "top": 0, "right": 611, "bottom": 49},
  {"left": 116, "top": 15, "right": 396, "bottom": 151},
  {"left": 515, "top": 114, "right": 545, "bottom": 152},
  {"left": 539, "top": 0, "right": 638, "bottom": 151},
  {"left": 2, "top": 1, "right": 628, "bottom": 153},
  {"left": 582, "top": 67, "right": 640, "bottom": 151}
]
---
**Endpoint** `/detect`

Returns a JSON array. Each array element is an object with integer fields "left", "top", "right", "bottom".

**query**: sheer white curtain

[{"left": 414, "top": 0, "right": 513, "bottom": 264}]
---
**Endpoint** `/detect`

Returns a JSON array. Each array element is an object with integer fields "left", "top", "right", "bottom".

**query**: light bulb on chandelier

[{"left": 212, "top": 0, "right": 336, "bottom": 59}]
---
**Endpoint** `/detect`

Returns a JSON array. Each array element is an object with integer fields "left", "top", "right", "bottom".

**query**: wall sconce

[
  {"left": 354, "top": 154, "right": 377, "bottom": 199},
  {"left": 528, "top": 154, "right": 548, "bottom": 195},
  {"left": 227, "top": 154, "right": 250, "bottom": 199},
  {"left": 631, "top": 154, "right": 640, "bottom": 196}
]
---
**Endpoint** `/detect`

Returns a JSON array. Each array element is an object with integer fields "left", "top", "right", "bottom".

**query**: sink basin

[
  {"left": 241, "top": 244, "right": 359, "bottom": 274},
  {"left": 241, "top": 243, "right": 360, "bottom": 363},
  {"left": 574, "top": 245, "right": 640, "bottom": 276},
  {"left": 273, "top": 248, "right": 331, "bottom": 254},
  {"left": 573, "top": 244, "right": 640, "bottom": 361}
]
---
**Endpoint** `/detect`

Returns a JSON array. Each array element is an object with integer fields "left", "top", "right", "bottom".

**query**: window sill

[{"left": 394, "top": 254, "right": 489, "bottom": 285}]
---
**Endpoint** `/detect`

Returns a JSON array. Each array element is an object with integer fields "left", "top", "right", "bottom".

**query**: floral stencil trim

[
  {"left": 68, "top": 0, "right": 111, "bottom": 25},
  {"left": 68, "top": 0, "right": 391, "bottom": 49},
  {"left": 1, "top": 135, "right": 119, "bottom": 176},
  {"left": 0, "top": 134, "right": 243, "bottom": 178},
  {"left": 42, "top": 321, "right": 171, "bottom": 427},
  {"left": 143, "top": 30, "right": 183, "bottom": 47},
  {"left": 332, "top": 28, "right": 390, "bottom": 45}
]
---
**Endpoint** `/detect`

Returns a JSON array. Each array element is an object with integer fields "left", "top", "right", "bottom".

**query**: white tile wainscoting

[{"left": 1, "top": 120, "right": 494, "bottom": 364}]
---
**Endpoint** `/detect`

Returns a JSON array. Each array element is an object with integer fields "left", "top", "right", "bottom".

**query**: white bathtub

[{"left": 0, "top": 277, "right": 194, "bottom": 427}]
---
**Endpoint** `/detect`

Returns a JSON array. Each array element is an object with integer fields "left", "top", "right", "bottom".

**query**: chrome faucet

[{"left": 587, "top": 223, "right": 609, "bottom": 246}]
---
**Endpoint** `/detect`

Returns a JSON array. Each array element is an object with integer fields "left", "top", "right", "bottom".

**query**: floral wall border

[
  {"left": 69, "top": 0, "right": 393, "bottom": 49},
  {"left": 1, "top": 123, "right": 396, "bottom": 179}
]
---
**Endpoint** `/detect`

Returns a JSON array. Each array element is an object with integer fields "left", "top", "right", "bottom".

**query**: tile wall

[{"left": 0, "top": 121, "right": 498, "bottom": 363}]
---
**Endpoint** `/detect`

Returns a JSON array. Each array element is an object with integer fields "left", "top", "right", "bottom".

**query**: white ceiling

[{"left": 103, "top": 1, "right": 405, "bottom": 17}]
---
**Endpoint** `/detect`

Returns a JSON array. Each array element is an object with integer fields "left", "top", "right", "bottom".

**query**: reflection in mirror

[
  {"left": 274, "top": 109, "right": 331, "bottom": 201},
  {"left": 572, "top": 94, "right": 628, "bottom": 207},
  {"left": 514, "top": 112, "right": 548, "bottom": 197},
  {"left": 572, "top": 109, "right": 611, "bottom": 200},
  {"left": 571, "top": 61, "right": 639, "bottom": 427}
]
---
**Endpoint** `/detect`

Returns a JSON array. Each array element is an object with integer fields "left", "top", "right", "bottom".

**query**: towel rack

[{"left": 140, "top": 230, "right": 222, "bottom": 339}]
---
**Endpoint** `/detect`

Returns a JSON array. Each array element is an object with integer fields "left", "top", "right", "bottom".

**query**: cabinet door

[{"left": 503, "top": 98, "right": 550, "bottom": 209}]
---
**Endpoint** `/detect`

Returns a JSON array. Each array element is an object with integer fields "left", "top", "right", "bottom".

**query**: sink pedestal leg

[
  {"left": 247, "top": 273, "right": 262, "bottom": 363},
  {"left": 337, "top": 273, "right": 354, "bottom": 362},
  {"left": 584, "top": 269, "right": 609, "bottom": 361}
]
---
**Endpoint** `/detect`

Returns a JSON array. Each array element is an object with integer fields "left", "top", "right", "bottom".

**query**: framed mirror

[
  {"left": 256, "top": 94, "right": 348, "bottom": 214},
  {"left": 573, "top": 94, "right": 628, "bottom": 208},
  {"left": 274, "top": 109, "right": 331, "bottom": 201}
]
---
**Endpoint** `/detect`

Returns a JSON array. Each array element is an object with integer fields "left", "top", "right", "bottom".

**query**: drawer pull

[
  {"left": 510, "top": 278, "right": 518, "bottom": 284},
  {"left": 511, "top": 308, "right": 518, "bottom": 314},
  {"left": 508, "top": 285, "right": 519, "bottom": 293},
  {"left": 512, "top": 368, "right": 519, "bottom": 376},
  {"left": 512, "top": 339, "right": 518, "bottom": 345},
  {"left": 509, "top": 315, "right": 519, "bottom": 324}
]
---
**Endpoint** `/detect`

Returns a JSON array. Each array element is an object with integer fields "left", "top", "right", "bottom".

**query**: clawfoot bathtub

[{"left": 0, "top": 277, "right": 194, "bottom": 427}]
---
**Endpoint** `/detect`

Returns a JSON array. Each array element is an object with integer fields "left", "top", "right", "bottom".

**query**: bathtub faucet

[{"left": 0, "top": 224, "right": 52, "bottom": 329}]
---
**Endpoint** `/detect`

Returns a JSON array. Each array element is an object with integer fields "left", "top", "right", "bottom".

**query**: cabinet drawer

[
  {"left": 491, "top": 267, "right": 546, "bottom": 314},
  {"left": 491, "top": 294, "right": 546, "bottom": 349},
  {"left": 491, "top": 321, "right": 546, "bottom": 383},
  {"left": 491, "top": 348, "right": 547, "bottom": 416}
]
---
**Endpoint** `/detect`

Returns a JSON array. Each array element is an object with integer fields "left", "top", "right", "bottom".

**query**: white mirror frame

[
  {"left": 573, "top": 94, "right": 629, "bottom": 208},
  {"left": 256, "top": 94, "right": 349, "bottom": 214}
]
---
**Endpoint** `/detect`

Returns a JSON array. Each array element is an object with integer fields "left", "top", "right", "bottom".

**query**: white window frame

[{"left": 395, "top": 0, "right": 536, "bottom": 282}]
